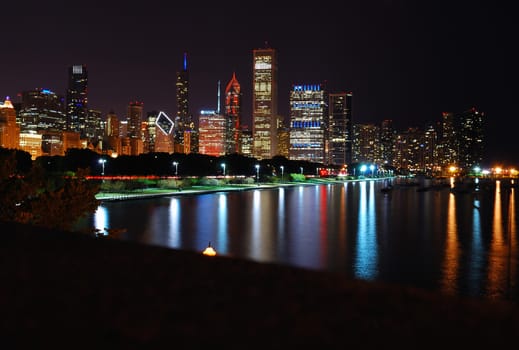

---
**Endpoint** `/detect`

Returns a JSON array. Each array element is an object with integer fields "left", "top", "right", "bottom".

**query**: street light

[
  {"left": 255, "top": 164, "right": 260, "bottom": 183},
  {"left": 370, "top": 164, "right": 375, "bottom": 177},
  {"left": 221, "top": 163, "right": 226, "bottom": 176},
  {"left": 98, "top": 158, "right": 106, "bottom": 176},
  {"left": 360, "top": 164, "right": 367, "bottom": 177},
  {"left": 173, "top": 161, "right": 178, "bottom": 176},
  {"left": 280, "top": 165, "right": 284, "bottom": 182}
]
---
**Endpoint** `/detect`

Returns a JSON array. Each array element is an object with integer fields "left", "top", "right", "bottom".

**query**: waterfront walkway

[{"left": 95, "top": 177, "right": 389, "bottom": 201}]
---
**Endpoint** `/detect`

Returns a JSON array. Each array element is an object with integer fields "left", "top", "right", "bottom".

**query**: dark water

[{"left": 77, "top": 178, "right": 518, "bottom": 301}]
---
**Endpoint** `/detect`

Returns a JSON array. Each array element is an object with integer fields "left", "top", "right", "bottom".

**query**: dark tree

[{"left": 0, "top": 149, "right": 100, "bottom": 231}]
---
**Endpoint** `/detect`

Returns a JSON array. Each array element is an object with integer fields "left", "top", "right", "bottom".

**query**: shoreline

[{"left": 95, "top": 177, "right": 389, "bottom": 202}]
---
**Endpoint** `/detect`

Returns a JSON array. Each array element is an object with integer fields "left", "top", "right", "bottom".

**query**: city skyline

[{"left": 1, "top": 1, "right": 514, "bottom": 165}]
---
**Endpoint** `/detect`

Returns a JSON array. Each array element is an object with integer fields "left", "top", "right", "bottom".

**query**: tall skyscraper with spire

[
  {"left": 252, "top": 44, "right": 278, "bottom": 160},
  {"left": 175, "top": 52, "right": 193, "bottom": 153},
  {"left": 66, "top": 64, "right": 88, "bottom": 137},
  {"left": 224, "top": 72, "right": 242, "bottom": 154}
]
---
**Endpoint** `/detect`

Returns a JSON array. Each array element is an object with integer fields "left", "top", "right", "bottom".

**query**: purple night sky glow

[{"left": 1, "top": 1, "right": 515, "bottom": 166}]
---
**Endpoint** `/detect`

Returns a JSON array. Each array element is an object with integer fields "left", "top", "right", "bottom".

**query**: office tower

[
  {"left": 438, "top": 112, "right": 458, "bottom": 170},
  {"left": 456, "top": 107, "right": 484, "bottom": 171},
  {"left": 328, "top": 92, "right": 353, "bottom": 166},
  {"left": 423, "top": 123, "right": 439, "bottom": 174},
  {"left": 289, "top": 84, "right": 328, "bottom": 163},
  {"left": 224, "top": 72, "right": 242, "bottom": 154},
  {"left": 87, "top": 109, "right": 102, "bottom": 146},
  {"left": 379, "top": 119, "right": 396, "bottom": 166},
  {"left": 105, "top": 110, "right": 120, "bottom": 137},
  {"left": 127, "top": 101, "right": 144, "bottom": 155},
  {"left": 175, "top": 52, "right": 193, "bottom": 153},
  {"left": 198, "top": 110, "right": 226, "bottom": 157},
  {"left": 0, "top": 96, "right": 20, "bottom": 149},
  {"left": 252, "top": 45, "right": 278, "bottom": 160},
  {"left": 18, "top": 88, "right": 66, "bottom": 132},
  {"left": 352, "top": 123, "right": 380, "bottom": 164},
  {"left": 66, "top": 64, "right": 88, "bottom": 136},
  {"left": 104, "top": 111, "right": 122, "bottom": 157},
  {"left": 127, "top": 101, "right": 143, "bottom": 139}
]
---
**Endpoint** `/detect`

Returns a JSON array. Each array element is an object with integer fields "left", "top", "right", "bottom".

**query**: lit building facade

[
  {"left": 66, "top": 64, "right": 88, "bottom": 137},
  {"left": 328, "top": 92, "right": 352, "bottom": 166},
  {"left": 379, "top": 119, "right": 396, "bottom": 166},
  {"left": 252, "top": 46, "right": 278, "bottom": 160},
  {"left": 0, "top": 97, "right": 20, "bottom": 149},
  {"left": 393, "top": 127, "right": 425, "bottom": 172},
  {"left": 87, "top": 109, "right": 102, "bottom": 145},
  {"left": 127, "top": 101, "right": 143, "bottom": 140},
  {"left": 438, "top": 112, "right": 457, "bottom": 169},
  {"left": 105, "top": 111, "right": 120, "bottom": 137},
  {"left": 239, "top": 126, "right": 253, "bottom": 157},
  {"left": 456, "top": 108, "right": 484, "bottom": 171},
  {"left": 352, "top": 123, "right": 380, "bottom": 164},
  {"left": 224, "top": 72, "right": 242, "bottom": 154},
  {"left": 19, "top": 132, "right": 42, "bottom": 159},
  {"left": 277, "top": 123, "right": 290, "bottom": 159},
  {"left": 198, "top": 110, "right": 225, "bottom": 157},
  {"left": 289, "top": 84, "right": 328, "bottom": 163},
  {"left": 18, "top": 88, "right": 66, "bottom": 132}
]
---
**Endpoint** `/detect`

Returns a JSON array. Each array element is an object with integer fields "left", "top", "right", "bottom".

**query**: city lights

[{"left": 173, "top": 161, "right": 178, "bottom": 176}]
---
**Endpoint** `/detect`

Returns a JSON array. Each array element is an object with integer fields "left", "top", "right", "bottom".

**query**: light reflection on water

[{"left": 86, "top": 178, "right": 519, "bottom": 301}]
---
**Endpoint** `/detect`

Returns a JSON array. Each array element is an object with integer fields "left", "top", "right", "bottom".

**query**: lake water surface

[{"left": 77, "top": 178, "right": 518, "bottom": 301}]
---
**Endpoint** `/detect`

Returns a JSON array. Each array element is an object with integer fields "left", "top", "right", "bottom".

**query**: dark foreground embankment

[{"left": 2, "top": 221, "right": 519, "bottom": 348}]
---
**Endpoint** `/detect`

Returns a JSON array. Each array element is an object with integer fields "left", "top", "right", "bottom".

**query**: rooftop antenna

[{"left": 217, "top": 80, "right": 221, "bottom": 115}]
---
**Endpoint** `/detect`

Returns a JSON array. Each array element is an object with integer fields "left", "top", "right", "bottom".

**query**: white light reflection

[
  {"left": 354, "top": 181, "right": 378, "bottom": 280},
  {"left": 468, "top": 196, "right": 483, "bottom": 295},
  {"left": 168, "top": 197, "right": 181, "bottom": 248},
  {"left": 94, "top": 205, "right": 108, "bottom": 236},
  {"left": 277, "top": 188, "right": 286, "bottom": 243},
  {"left": 250, "top": 189, "right": 262, "bottom": 260},
  {"left": 217, "top": 194, "right": 228, "bottom": 254}
]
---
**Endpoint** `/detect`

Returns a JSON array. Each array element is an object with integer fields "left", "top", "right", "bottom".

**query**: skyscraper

[
  {"left": 224, "top": 72, "right": 242, "bottom": 154},
  {"left": 289, "top": 84, "right": 328, "bottom": 163},
  {"left": 127, "top": 101, "right": 143, "bottom": 140},
  {"left": 252, "top": 45, "right": 278, "bottom": 160},
  {"left": 66, "top": 64, "right": 88, "bottom": 137},
  {"left": 379, "top": 119, "right": 396, "bottom": 166},
  {"left": 18, "top": 88, "right": 66, "bottom": 132},
  {"left": 175, "top": 52, "right": 192, "bottom": 153},
  {"left": 0, "top": 96, "right": 20, "bottom": 149},
  {"left": 198, "top": 110, "right": 226, "bottom": 157},
  {"left": 455, "top": 107, "right": 484, "bottom": 171},
  {"left": 328, "top": 92, "right": 353, "bottom": 166}
]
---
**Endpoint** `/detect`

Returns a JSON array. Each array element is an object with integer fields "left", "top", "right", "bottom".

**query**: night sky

[{"left": 1, "top": 1, "right": 515, "bottom": 166}]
